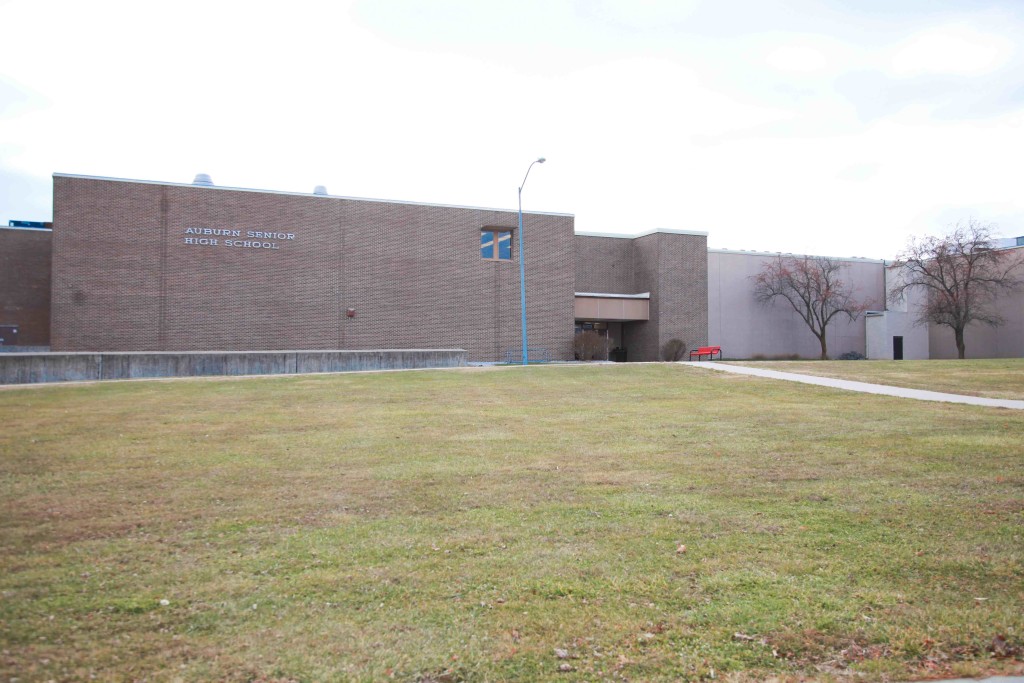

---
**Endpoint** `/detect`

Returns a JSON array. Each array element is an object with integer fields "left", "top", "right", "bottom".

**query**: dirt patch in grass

[{"left": 1, "top": 364, "right": 1022, "bottom": 681}]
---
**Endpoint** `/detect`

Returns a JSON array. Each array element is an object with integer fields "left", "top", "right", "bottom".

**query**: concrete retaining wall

[{"left": 0, "top": 349, "right": 466, "bottom": 385}]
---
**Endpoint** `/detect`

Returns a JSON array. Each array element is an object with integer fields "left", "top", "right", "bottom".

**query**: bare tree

[
  {"left": 889, "top": 219, "right": 1021, "bottom": 359},
  {"left": 753, "top": 255, "right": 868, "bottom": 360}
]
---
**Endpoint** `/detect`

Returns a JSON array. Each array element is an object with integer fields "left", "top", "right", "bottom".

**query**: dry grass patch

[
  {"left": 728, "top": 358, "right": 1024, "bottom": 400},
  {"left": 1, "top": 364, "right": 1022, "bottom": 681}
]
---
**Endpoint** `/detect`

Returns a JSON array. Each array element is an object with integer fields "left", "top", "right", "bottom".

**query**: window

[{"left": 481, "top": 229, "right": 512, "bottom": 260}]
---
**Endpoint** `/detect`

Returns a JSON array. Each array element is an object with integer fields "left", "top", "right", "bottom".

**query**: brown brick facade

[
  {"left": 38, "top": 175, "right": 1024, "bottom": 363},
  {"left": 575, "top": 235, "right": 634, "bottom": 293},
  {"left": 645, "top": 231, "right": 710, "bottom": 361},
  {"left": 52, "top": 176, "right": 575, "bottom": 361},
  {"left": 575, "top": 230, "right": 709, "bottom": 361},
  {"left": 0, "top": 227, "right": 52, "bottom": 346}
]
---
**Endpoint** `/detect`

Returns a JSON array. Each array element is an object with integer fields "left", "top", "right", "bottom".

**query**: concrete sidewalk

[{"left": 682, "top": 362, "right": 1024, "bottom": 410}]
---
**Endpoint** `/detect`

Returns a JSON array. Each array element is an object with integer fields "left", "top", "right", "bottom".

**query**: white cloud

[
  {"left": 764, "top": 45, "right": 831, "bottom": 74},
  {"left": 887, "top": 25, "right": 1015, "bottom": 78},
  {"left": 584, "top": 0, "right": 702, "bottom": 30},
  {"left": 0, "top": 0, "right": 1022, "bottom": 257}
]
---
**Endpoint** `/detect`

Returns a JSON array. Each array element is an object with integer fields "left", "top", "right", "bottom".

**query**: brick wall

[
  {"left": 52, "top": 176, "right": 575, "bottom": 361},
  {"left": 573, "top": 231, "right": 709, "bottom": 361},
  {"left": 652, "top": 232, "right": 709, "bottom": 358},
  {"left": 575, "top": 235, "right": 634, "bottom": 293},
  {"left": 0, "top": 227, "right": 51, "bottom": 346},
  {"left": 630, "top": 233, "right": 662, "bottom": 361}
]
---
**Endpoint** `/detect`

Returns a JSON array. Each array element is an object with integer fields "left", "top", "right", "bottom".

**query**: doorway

[
  {"left": 574, "top": 321, "right": 629, "bottom": 361},
  {"left": 893, "top": 336, "right": 904, "bottom": 360},
  {"left": 0, "top": 325, "right": 18, "bottom": 347}
]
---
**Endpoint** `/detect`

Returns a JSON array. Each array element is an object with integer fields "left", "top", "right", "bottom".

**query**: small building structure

[{"left": 864, "top": 265, "right": 932, "bottom": 360}]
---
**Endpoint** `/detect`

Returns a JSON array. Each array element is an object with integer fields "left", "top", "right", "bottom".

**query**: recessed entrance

[
  {"left": 0, "top": 325, "right": 18, "bottom": 347},
  {"left": 573, "top": 292, "right": 650, "bottom": 362}
]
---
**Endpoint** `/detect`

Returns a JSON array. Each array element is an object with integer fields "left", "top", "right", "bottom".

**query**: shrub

[
  {"left": 838, "top": 351, "right": 867, "bottom": 361},
  {"left": 573, "top": 331, "right": 610, "bottom": 361},
  {"left": 660, "top": 338, "right": 687, "bottom": 362}
]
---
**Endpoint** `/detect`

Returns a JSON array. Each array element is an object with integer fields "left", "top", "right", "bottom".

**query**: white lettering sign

[{"left": 182, "top": 227, "right": 296, "bottom": 251}]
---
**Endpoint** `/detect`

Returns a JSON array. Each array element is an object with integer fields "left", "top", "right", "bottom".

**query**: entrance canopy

[{"left": 574, "top": 292, "right": 650, "bottom": 321}]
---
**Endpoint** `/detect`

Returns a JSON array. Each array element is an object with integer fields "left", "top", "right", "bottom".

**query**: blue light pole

[{"left": 517, "top": 157, "right": 546, "bottom": 366}]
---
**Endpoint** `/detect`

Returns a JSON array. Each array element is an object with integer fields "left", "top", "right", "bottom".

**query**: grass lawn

[
  {"left": 726, "top": 359, "right": 1024, "bottom": 401},
  {"left": 1, "top": 365, "right": 1022, "bottom": 682}
]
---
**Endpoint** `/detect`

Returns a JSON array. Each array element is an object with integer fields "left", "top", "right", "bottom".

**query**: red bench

[{"left": 689, "top": 345, "right": 721, "bottom": 361}]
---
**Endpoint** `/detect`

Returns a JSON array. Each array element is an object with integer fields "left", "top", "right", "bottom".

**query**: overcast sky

[{"left": 2, "top": 0, "right": 1022, "bottom": 259}]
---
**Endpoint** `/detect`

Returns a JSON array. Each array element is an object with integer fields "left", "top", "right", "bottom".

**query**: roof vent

[
  {"left": 192, "top": 173, "right": 214, "bottom": 186},
  {"left": 313, "top": 185, "right": 328, "bottom": 196}
]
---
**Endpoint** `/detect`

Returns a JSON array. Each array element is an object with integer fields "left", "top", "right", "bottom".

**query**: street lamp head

[{"left": 537, "top": 157, "right": 546, "bottom": 163}]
